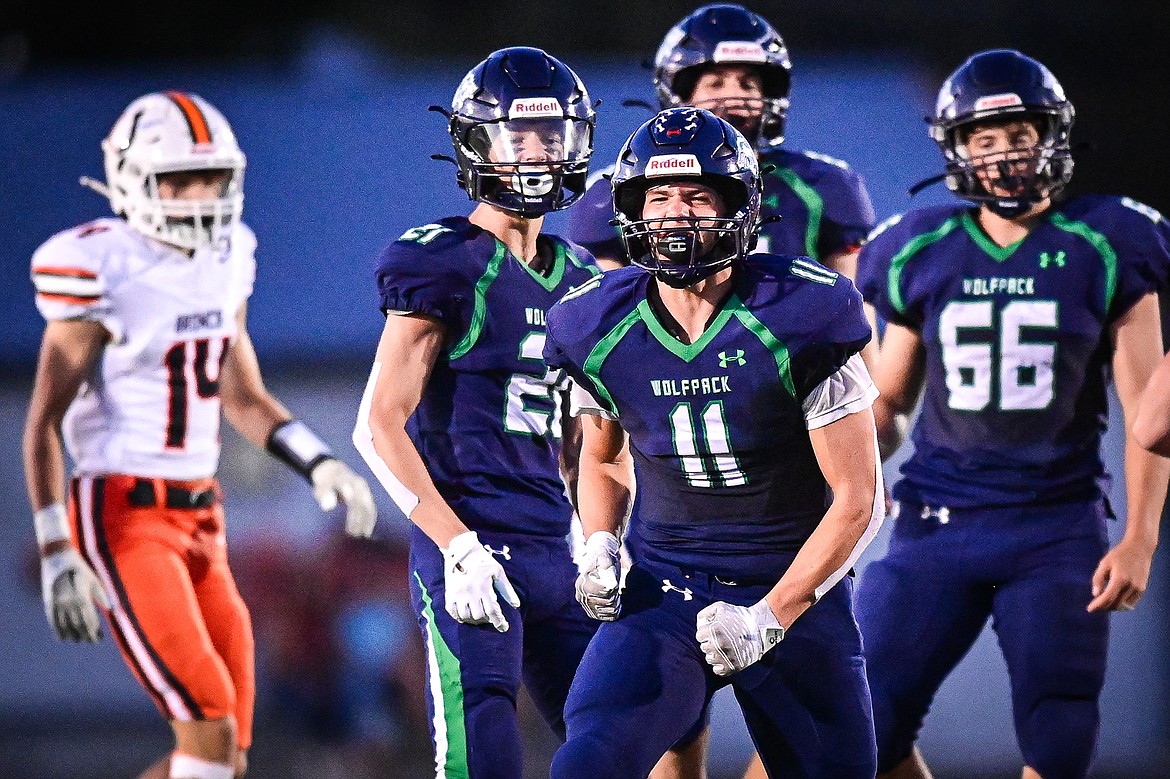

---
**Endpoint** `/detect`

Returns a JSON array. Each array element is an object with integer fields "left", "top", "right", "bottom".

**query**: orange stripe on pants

[{"left": 70, "top": 474, "right": 255, "bottom": 749}]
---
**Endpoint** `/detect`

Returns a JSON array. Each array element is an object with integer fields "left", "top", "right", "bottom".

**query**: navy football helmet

[
  {"left": 653, "top": 4, "right": 791, "bottom": 148},
  {"left": 449, "top": 47, "right": 595, "bottom": 217},
  {"left": 612, "top": 107, "right": 762, "bottom": 288},
  {"left": 931, "top": 49, "right": 1074, "bottom": 217}
]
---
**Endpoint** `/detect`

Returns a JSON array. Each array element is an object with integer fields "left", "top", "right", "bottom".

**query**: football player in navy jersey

[
  {"left": 352, "top": 48, "right": 698, "bottom": 778},
  {"left": 855, "top": 49, "right": 1170, "bottom": 779},
  {"left": 568, "top": 3, "right": 875, "bottom": 281},
  {"left": 546, "top": 106, "right": 885, "bottom": 779},
  {"left": 350, "top": 47, "right": 605, "bottom": 777}
]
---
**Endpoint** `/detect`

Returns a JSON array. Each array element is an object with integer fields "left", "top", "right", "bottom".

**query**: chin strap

[{"left": 79, "top": 176, "right": 111, "bottom": 198}]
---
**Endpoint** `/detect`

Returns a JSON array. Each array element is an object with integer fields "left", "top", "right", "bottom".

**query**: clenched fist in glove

[
  {"left": 696, "top": 598, "right": 785, "bottom": 676},
  {"left": 575, "top": 531, "right": 622, "bottom": 621}
]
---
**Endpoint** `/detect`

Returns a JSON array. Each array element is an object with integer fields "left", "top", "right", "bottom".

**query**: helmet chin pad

[{"left": 510, "top": 169, "right": 556, "bottom": 197}]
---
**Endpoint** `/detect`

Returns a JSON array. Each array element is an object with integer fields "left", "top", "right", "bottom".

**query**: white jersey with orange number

[{"left": 31, "top": 217, "right": 256, "bottom": 480}]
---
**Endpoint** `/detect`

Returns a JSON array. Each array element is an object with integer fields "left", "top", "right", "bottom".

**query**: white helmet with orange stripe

[{"left": 84, "top": 91, "right": 246, "bottom": 251}]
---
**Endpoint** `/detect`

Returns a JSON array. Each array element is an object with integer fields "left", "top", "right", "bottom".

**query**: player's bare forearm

[
  {"left": 362, "top": 313, "right": 469, "bottom": 548},
  {"left": 577, "top": 414, "right": 633, "bottom": 538},
  {"left": 1112, "top": 293, "right": 1169, "bottom": 551},
  {"left": 220, "top": 307, "right": 293, "bottom": 448},
  {"left": 370, "top": 405, "right": 469, "bottom": 547},
  {"left": 1122, "top": 437, "right": 1167, "bottom": 551},
  {"left": 870, "top": 322, "right": 925, "bottom": 459},
  {"left": 767, "top": 408, "right": 881, "bottom": 628},
  {"left": 23, "top": 421, "right": 67, "bottom": 513},
  {"left": 1134, "top": 350, "right": 1170, "bottom": 457},
  {"left": 560, "top": 410, "right": 583, "bottom": 512},
  {"left": 23, "top": 319, "right": 108, "bottom": 512}
]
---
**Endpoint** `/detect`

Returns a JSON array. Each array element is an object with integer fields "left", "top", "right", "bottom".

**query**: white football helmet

[{"left": 86, "top": 91, "right": 246, "bottom": 251}]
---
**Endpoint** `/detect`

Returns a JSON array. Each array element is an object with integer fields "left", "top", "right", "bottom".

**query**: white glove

[
  {"left": 575, "top": 531, "right": 622, "bottom": 621},
  {"left": 696, "top": 598, "right": 785, "bottom": 676},
  {"left": 311, "top": 458, "right": 378, "bottom": 538},
  {"left": 441, "top": 531, "right": 521, "bottom": 632},
  {"left": 41, "top": 548, "right": 111, "bottom": 643}
]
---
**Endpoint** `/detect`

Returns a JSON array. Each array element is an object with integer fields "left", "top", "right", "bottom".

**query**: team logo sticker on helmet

[
  {"left": 646, "top": 155, "right": 703, "bottom": 178},
  {"left": 507, "top": 98, "right": 564, "bottom": 119},
  {"left": 974, "top": 93, "right": 1024, "bottom": 112},
  {"left": 713, "top": 41, "right": 767, "bottom": 63}
]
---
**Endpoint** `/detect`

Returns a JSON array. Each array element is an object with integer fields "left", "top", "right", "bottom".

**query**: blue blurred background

[{"left": 1, "top": 2, "right": 1168, "bottom": 777}]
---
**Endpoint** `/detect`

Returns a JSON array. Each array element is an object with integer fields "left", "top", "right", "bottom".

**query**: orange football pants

[{"left": 68, "top": 474, "right": 255, "bottom": 749}]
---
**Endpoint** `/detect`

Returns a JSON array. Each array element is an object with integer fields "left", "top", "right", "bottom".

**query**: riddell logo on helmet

[
  {"left": 645, "top": 154, "right": 702, "bottom": 177},
  {"left": 713, "top": 42, "right": 767, "bottom": 63},
  {"left": 508, "top": 98, "right": 563, "bottom": 119},
  {"left": 974, "top": 93, "right": 1023, "bottom": 112},
  {"left": 192, "top": 142, "right": 217, "bottom": 154}
]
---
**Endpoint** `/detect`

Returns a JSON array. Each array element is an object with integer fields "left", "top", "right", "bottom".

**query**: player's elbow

[
  {"left": 832, "top": 483, "right": 881, "bottom": 539},
  {"left": 1132, "top": 411, "right": 1170, "bottom": 458}
]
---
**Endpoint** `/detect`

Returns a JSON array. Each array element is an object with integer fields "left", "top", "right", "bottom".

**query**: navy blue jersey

[
  {"left": 375, "top": 216, "right": 600, "bottom": 536},
  {"left": 858, "top": 195, "right": 1170, "bottom": 508},
  {"left": 566, "top": 149, "right": 875, "bottom": 263},
  {"left": 545, "top": 256, "right": 871, "bottom": 580}
]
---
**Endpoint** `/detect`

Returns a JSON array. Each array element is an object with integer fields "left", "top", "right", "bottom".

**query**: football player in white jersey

[{"left": 22, "top": 91, "right": 376, "bottom": 779}]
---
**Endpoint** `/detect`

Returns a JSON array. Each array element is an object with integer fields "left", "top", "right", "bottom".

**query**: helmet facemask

[
  {"left": 94, "top": 92, "right": 247, "bottom": 252},
  {"left": 623, "top": 213, "right": 742, "bottom": 288},
  {"left": 670, "top": 65, "right": 790, "bottom": 149},
  {"left": 617, "top": 172, "right": 753, "bottom": 289},
  {"left": 120, "top": 160, "right": 245, "bottom": 250},
  {"left": 454, "top": 116, "right": 592, "bottom": 217},
  {"left": 938, "top": 112, "right": 1073, "bottom": 218}
]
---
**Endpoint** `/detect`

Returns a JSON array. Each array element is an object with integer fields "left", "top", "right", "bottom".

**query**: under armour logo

[
  {"left": 919, "top": 505, "right": 950, "bottom": 525},
  {"left": 718, "top": 349, "right": 746, "bottom": 367},
  {"left": 1039, "top": 250, "right": 1066, "bottom": 269},
  {"left": 483, "top": 544, "right": 512, "bottom": 560},
  {"left": 661, "top": 579, "right": 693, "bottom": 600}
]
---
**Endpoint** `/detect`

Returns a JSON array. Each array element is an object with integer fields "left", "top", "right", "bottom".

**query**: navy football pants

[
  {"left": 856, "top": 500, "right": 1110, "bottom": 779},
  {"left": 552, "top": 557, "right": 877, "bottom": 779},
  {"left": 410, "top": 527, "right": 597, "bottom": 779}
]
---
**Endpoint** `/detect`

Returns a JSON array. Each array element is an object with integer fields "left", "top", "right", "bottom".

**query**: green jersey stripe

[
  {"left": 1049, "top": 212, "right": 1118, "bottom": 313},
  {"left": 887, "top": 217, "right": 960, "bottom": 315},
  {"left": 449, "top": 242, "right": 508, "bottom": 360}
]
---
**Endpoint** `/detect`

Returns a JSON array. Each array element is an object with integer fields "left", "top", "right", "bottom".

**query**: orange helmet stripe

[{"left": 164, "top": 91, "right": 213, "bottom": 145}]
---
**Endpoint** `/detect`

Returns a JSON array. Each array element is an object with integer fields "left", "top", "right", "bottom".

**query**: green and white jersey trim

[{"left": 415, "top": 573, "right": 469, "bottom": 778}]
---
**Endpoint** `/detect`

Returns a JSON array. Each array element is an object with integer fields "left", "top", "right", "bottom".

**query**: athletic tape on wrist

[
  {"left": 266, "top": 419, "right": 333, "bottom": 481},
  {"left": 170, "top": 753, "right": 234, "bottom": 779},
  {"left": 34, "top": 503, "right": 70, "bottom": 548}
]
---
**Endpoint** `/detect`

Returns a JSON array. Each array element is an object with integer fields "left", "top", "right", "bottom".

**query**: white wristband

[{"left": 34, "top": 503, "right": 70, "bottom": 547}]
